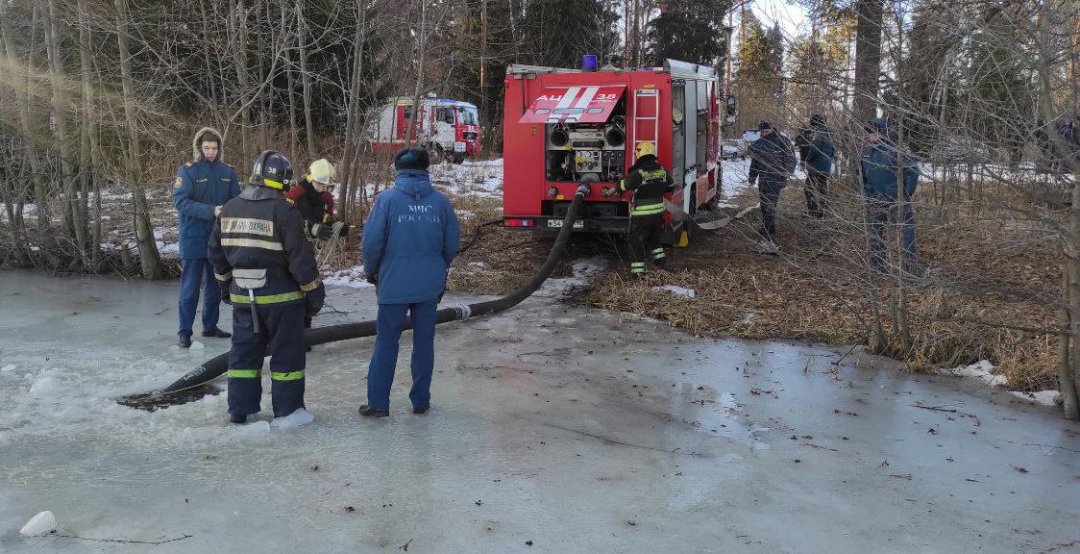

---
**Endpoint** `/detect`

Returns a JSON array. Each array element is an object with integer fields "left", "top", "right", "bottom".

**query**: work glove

[
  {"left": 304, "top": 283, "right": 326, "bottom": 317},
  {"left": 220, "top": 280, "right": 232, "bottom": 305},
  {"left": 214, "top": 205, "right": 223, "bottom": 218},
  {"left": 313, "top": 221, "right": 332, "bottom": 238},
  {"left": 365, "top": 272, "right": 378, "bottom": 286},
  {"left": 335, "top": 221, "right": 349, "bottom": 237}
]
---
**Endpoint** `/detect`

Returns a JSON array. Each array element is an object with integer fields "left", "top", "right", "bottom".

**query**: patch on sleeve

[{"left": 174, "top": 177, "right": 182, "bottom": 188}]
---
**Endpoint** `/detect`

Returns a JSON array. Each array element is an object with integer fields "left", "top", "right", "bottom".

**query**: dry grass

[{"left": 562, "top": 182, "right": 1062, "bottom": 393}]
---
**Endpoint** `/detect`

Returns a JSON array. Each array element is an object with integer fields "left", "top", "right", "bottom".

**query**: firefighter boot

[{"left": 651, "top": 247, "right": 669, "bottom": 271}]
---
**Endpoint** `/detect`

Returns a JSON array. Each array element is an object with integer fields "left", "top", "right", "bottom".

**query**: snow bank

[{"left": 934, "top": 360, "right": 1007, "bottom": 387}]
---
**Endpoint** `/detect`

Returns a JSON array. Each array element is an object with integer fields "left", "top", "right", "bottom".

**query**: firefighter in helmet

[
  {"left": 208, "top": 150, "right": 326, "bottom": 425},
  {"left": 618, "top": 141, "right": 675, "bottom": 277},
  {"left": 285, "top": 158, "right": 349, "bottom": 242},
  {"left": 285, "top": 158, "right": 349, "bottom": 338}
]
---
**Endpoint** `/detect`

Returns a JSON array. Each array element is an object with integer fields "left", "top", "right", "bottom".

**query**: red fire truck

[
  {"left": 501, "top": 59, "right": 729, "bottom": 245},
  {"left": 367, "top": 95, "right": 482, "bottom": 163}
]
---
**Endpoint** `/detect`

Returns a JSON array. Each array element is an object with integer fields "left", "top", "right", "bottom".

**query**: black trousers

[
  {"left": 805, "top": 171, "right": 829, "bottom": 217},
  {"left": 227, "top": 302, "right": 307, "bottom": 418},
  {"left": 628, "top": 214, "right": 666, "bottom": 274}
]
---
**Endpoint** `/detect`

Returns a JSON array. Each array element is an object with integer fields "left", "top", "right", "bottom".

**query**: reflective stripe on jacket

[
  {"left": 619, "top": 155, "right": 674, "bottom": 217},
  {"left": 208, "top": 186, "right": 321, "bottom": 306}
]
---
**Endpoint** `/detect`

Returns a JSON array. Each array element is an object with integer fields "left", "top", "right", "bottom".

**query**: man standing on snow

[
  {"left": 173, "top": 127, "right": 241, "bottom": 348},
  {"left": 359, "top": 148, "right": 460, "bottom": 418},
  {"left": 209, "top": 150, "right": 325, "bottom": 425},
  {"left": 747, "top": 120, "right": 796, "bottom": 253},
  {"left": 797, "top": 114, "right": 835, "bottom": 218},
  {"left": 860, "top": 117, "right": 923, "bottom": 275}
]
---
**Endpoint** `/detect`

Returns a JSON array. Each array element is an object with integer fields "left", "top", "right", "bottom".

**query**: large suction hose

[{"left": 137, "top": 183, "right": 592, "bottom": 400}]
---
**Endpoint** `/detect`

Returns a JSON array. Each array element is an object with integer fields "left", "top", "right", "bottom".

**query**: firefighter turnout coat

[
  {"left": 285, "top": 178, "right": 337, "bottom": 240},
  {"left": 618, "top": 155, "right": 674, "bottom": 274},
  {"left": 208, "top": 186, "right": 322, "bottom": 305},
  {"left": 619, "top": 154, "right": 674, "bottom": 217}
]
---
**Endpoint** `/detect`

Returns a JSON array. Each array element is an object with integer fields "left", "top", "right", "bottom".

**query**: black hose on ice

[{"left": 129, "top": 183, "right": 591, "bottom": 400}]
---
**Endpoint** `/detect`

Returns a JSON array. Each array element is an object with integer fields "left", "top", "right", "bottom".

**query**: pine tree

[
  {"left": 734, "top": 12, "right": 785, "bottom": 130},
  {"left": 645, "top": 1, "right": 733, "bottom": 75},
  {"left": 520, "top": 0, "right": 618, "bottom": 69}
]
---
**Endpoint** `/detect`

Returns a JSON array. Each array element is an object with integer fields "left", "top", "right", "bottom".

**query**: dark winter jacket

[
  {"left": 748, "top": 132, "right": 795, "bottom": 186},
  {"left": 619, "top": 155, "right": 674, "bottom": 216},
  {"left": 285, "top": 178, "right": 337, "bottom": 238},
  {"left": 860, "top": 139, "right": 920, "bottom": 201},
  {"left": 362, "top": 169, "right": 460, "bottom": 304},
  {"left": 173, "top": 127, "right": 241, "bottom": 259},
  {"left": 208, "top": 186, "right": 321, "bottom": 306},
  {"left": 801, "top": 124, "right": 835, "bottom": 175}
]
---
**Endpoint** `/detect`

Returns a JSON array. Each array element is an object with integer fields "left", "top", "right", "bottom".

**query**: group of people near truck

[
  {"left": 746, "top": 114, "right": 922, "bottom": 274},
  {"left": 172, "top": 127, "right": 459, "bottom": 425},
  {"left": 166, "top": 112, "right": 927, "bottom": 425}
]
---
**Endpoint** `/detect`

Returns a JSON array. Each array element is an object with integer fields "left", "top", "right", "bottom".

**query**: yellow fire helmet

[
  {"left": 307, "top": 158, "right": 337, "bottom": 185},
  {"left": 634, "top": 141, "right": 657, "bottom": 160}
]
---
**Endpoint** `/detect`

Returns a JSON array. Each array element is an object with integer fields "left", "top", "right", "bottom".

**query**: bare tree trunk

[
  {"left": 479, "top": 0, "right": 488, "bottom": 138},
  {"left": 229, "top": 0, "right": 252, "bottom": 162},
  {"left": 78, "top": 0, "right": 98, "bottom": 269},
  {"left": 46, "top": 0, "right": 84, "bottom": 256},
  {"left": 406, "top": 0, "right": 428, "bottom": 148},
  {"left": 282, "top": 0, "right": 300, "bottom": 154},
  {"left": 114, "top": 0, "right": 162, "bottom": 279},
  {"left": 1060, "top": 263, "right": 1079, "bottom": 419},
  {"left": 340, "top": 0, "right": 371, "bottom": 223},
  {"left": 892, "top": 10, "right": 912, "bottom": 354},
  {"left": 853, "top": 0, "right": 883, "bottom": 123},
  {"left": 199, "top": 0, "right": 219, "bottom": 107},
  {"left": 298, "top": 0, "right": 316, "bottom": 158},
  {"left": 0, "top": 0, "right": 48, "bottom": 233}
]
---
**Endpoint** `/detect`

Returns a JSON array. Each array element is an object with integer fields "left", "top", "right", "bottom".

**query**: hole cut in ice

[{"left": 115, "top": 383, "right": 222, "bottom": 412}]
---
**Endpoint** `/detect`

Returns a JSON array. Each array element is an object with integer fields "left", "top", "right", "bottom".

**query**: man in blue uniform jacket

[
  {"left": 860, "top": 117, "right": 923, "bottom": 275},
  {"left": 173, "top": 127, "right": 241, "bottom": 348},
  {"left": 359, "top": 148, "right": 460, "bottom": 418}
]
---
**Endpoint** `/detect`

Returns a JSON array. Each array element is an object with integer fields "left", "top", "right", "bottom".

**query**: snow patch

[
  {"left": 235, "top": 420, "right": 271, "bottom": 435},
  {"left": 653, "top": 285, "right": 696, "bottom": 299},
  {"left": 20, "top": 511, "right": 57, "bottom": 537},
  {"left": 540, "top": 257, "right": 608, "bottom": 296},
  {"left": 1009, "top": 390, "right": 1059, "bottom": 406},
  {"left": 324, "top": 266, "right": 375, "bottom": 289},
  {"left": 1, "top": 364, "right": 16, "bottom": 372},
  {"left": 270, "top": 408, "right": 314, "bottom": 428},
  {"left": 430, "top": 158, "right": 504, "bottom": 199},
  {"left": 934, "top": 360, "right": 1007, "bottom": 387}
]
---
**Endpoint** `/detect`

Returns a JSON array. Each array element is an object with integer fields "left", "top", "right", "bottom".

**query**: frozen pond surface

[{"left": 1, "top": 270, "right": 1078, "bottom": 553}]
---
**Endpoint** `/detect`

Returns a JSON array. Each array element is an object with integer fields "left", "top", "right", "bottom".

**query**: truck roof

[{"left": 506, "top": 59, "right": 715, "bottom": 80}]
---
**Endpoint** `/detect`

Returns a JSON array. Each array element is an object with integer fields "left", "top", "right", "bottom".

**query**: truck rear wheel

[{"left": 452, "top": 153, "right": 466, "bottom": 164}]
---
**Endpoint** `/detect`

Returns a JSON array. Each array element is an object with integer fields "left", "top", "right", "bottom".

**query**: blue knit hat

[{"left": 394, "top": 148, "right": 430, "bottom": 171}]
